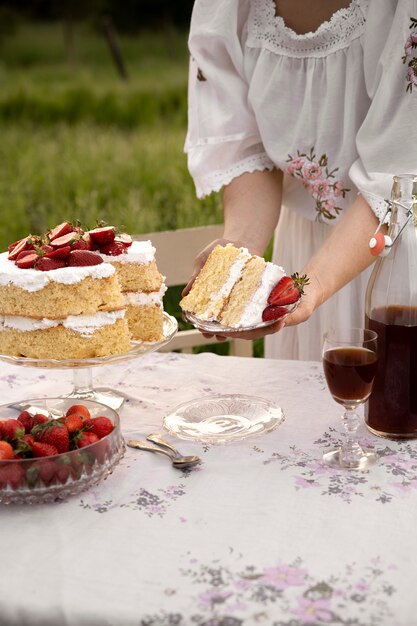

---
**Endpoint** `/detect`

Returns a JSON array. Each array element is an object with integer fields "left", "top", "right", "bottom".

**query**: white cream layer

[
  {"left": 100, "top": 240, "right": 155, "bottom": 265},
  {"left": 200, "top": 247, "right": 252, "bottom": 321},
  {"left": 0, "top": 252, "right": 115, "bottom": 293},
  {"left": 0, "top": 310, "right": 125, "bottom": 337},
  {"left": 238, "top": 262, "right": 286, "bottom": 327},
  {"left": 123, "top": 283, "right": 167, "bottom": 306}
]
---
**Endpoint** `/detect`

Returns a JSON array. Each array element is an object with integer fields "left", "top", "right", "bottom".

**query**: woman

[{"left": 183, "top": 0, "right": 417, "bottom": 360}]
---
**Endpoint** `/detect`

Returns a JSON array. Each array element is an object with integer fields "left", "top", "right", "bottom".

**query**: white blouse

[{"left": 185, "top": 0, "right": 417, "bottom": 223}]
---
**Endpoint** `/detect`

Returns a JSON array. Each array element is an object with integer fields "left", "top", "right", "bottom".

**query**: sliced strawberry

[
  {"left": 67, "top": 250, "right": 103, "bottom": 266},
  {"left": 115, "top": 233, "right": 132, "bottom": 247},
  {"left": 8, "top": 238, "right": 31, "bottom": 261},
  {"left": 32, "top": 442, "right": 59, "bottom": 457},
  {"left": 45, "top": 245, "right": 72, "bottom": 260},
  {"left": 262, "top": 305, "right": 289, "bottom": 322},
  {"left": 40, "top": 244, "right": 54, "bottom": 254},
  {"left": 99, "top": 241, "right": 127, "bottom": 256},
  {"left": 268, "top": 273, "right": 309, "bottom": 306},
  {"left": 48, "top": 222, "right": 73, "bottom": 241},
  {"left": 88, "top": 226, "right": 116, "bottom": 246},
  {"left": 71, "top": 239, "right": 90, "bottom": 251},
  {"left": 16, "top": 252, "right": 39, "bottom": 269},
  {"left": 16, "top": 249, "right": 37, "bottom": 262},
  {"left": 50, "top": 232, "right": 77, "bottom": 248},
  {"left": 35, "top": 257, "right": 66, "bottom": 272},
  {"left": 8, "top": 238, "right": 25, "bottom": 252}
]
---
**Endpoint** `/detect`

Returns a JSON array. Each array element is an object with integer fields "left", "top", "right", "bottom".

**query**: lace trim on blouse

[
  {"left": 195, "top": 152, "right": 275, "bottom": 198},
  {"left": 247, "top": 0, "right": 369, "bottom": 58}
]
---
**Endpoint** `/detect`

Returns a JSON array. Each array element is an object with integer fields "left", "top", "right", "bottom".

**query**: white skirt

[{"left": 265, "top": 204, "right": 372, "bottom": 361}]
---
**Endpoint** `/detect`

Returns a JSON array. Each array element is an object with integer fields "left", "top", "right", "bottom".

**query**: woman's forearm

[{"left": 222, "top": 168, "right": 283, "bottom": 256}]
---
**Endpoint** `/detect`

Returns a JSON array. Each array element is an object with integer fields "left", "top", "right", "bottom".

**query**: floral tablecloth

[{"left": 0, "top": 352, "right": 416, "bottom": 626}]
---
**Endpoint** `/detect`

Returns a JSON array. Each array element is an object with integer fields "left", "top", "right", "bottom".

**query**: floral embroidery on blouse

[
  {"left": 402, "top": 17, "right": 417, "bottom": 93},
  {"left": 286, "top": 148, "right": 350, "bottom": 221}
]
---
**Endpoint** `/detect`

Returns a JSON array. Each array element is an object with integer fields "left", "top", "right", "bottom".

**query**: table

[{"left": 0, "top": 352, "right": 416, "bottom": 626}]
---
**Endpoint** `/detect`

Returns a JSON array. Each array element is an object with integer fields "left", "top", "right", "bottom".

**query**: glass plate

[
  {"left": 182, "top": 301, "right": 298, "bottom": 334},
  {"left": 0, "top": 397, "right": 125, "bottom": 505},
  {"left": 0, "top": 312, "right": 178, "bottom": 369},
  {"left": 163, "top": 393, "right": 285, "bottom": 444}
]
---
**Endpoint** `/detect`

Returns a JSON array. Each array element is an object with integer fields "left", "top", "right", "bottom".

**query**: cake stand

[{"left": 0, "top": 312, "right": 178, "bottom": 410}]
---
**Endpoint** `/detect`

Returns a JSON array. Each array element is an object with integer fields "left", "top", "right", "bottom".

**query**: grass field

[{"left": 0, "top": 22, "right": 264, "bottom": 356}]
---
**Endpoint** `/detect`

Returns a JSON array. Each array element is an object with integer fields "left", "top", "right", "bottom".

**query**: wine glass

[{"left": 322, "top": 328, "right": 378, "bottom": 469}]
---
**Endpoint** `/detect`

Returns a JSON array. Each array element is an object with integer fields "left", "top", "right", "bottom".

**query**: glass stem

[
  {"left": 340, "top": 408, "right": 364, "bottom": 467},
  {"left": 72, "top": 368, "right": 94, "bottom": 399}
]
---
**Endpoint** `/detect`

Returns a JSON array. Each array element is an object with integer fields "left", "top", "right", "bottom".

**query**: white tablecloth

[{"left": 0, "top": 352, "right": 416, "bottom": 626}]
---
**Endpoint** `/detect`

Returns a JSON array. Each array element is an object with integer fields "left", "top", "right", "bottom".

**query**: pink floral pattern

[
  {"left": 286, "top": 148, "right": 350, "bottom": 221},
  {"left": 402, "top": 17, "right": 417, "bottom": 93}
]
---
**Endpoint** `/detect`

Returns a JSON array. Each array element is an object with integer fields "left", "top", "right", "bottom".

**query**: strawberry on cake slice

[{"left": 180, "top": 243, "right": 308, "bottom": 329}]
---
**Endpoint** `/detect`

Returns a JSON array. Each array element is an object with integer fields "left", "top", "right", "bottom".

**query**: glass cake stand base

[{"left": 0, "top": 313, "right": 178, "bottom": 411}]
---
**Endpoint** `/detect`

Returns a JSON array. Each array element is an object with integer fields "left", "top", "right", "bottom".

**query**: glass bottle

[{"left": 365, "top": 174, "right": 417, "bottom": 439}]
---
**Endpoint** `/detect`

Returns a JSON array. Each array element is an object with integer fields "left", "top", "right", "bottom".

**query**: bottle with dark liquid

[{"left": 365, "top": 174, "right": 417, "bottom": 439}]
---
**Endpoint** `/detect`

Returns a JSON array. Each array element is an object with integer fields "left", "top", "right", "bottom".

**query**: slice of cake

[{"left": 180, "top": 243, "right": 306, "bottom": 329}]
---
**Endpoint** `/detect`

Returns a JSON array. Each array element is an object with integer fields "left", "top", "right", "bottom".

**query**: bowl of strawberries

[{"left": 0, "top": 398, "right": 125, "bottom": 504}]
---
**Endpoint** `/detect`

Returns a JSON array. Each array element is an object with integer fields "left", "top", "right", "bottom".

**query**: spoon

[
  {"left": 146, "top": 433, "right": 185, "bottom": 457},
  {"left": 126, "top": 440, "right": 201, "bottom": 469}
]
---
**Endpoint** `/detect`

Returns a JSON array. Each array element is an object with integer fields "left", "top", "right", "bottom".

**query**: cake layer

[
  {"left": 0, "top": 275, "right": 124, "bottom": 318},
  {"left": 0, "top": 319, "right": 130, "bottom": 359},
  {"left": 125, "top": 304, "right": 163, "bottom": 342},
  {"left": 110, "top": 260, "right": 163, "bottom": 292},
  {"left": 221, "top": 259, "right": 285, "bottom": 327},
  {"left": 180, "top": 244, "right": 251, "bottom": 320}
]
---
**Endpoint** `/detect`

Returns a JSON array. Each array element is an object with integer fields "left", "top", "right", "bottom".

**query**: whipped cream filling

[
  {"left": 100, "top": 240, "right": 156, "bottom": 265},
  {"left": 0, "top": 310, "right": 126, "bottom": 337},
  {"left": 0, "top": 252, "right": 115, "bottom": 293},
  {"left": 238, "top": 263, "right": 286, "bottom": 327},
  {"left": 123, "top": 283, "right": 167, "bottom": 306},
  {"left": 200, "top": 248, "right": 252, "bottom": 321}
]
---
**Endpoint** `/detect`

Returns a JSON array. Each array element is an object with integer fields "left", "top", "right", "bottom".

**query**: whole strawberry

[
  {"left": 0, "top": 463, "right": 24, "bottom": 489},
  {"left": 84, "top": 416, "right": 113, "bottom": 439},
  {"left": 0, "top": 419, "right": 25, "bottom": 442},
  {"left": 66, "top": 404, "right": 91, "bottom": 421},
  {"left": 32, "top": 419, "right": 69, "bottom": 453},
  {"left": 17, "top": 410, "right": 34, "bottom": 434},
  {"left": 0, "top": 440, "right": 14, "bottom": 460}
]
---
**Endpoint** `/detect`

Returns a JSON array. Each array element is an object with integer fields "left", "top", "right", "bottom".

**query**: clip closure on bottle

[{"left": 369, "top": 200, "right": 413, "bottom": 257}]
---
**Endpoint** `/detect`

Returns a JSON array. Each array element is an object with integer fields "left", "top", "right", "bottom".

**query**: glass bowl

[
  {"left": 0, "top": 397, "right": 125, "bottom": 505},
  {"left": 163, "top": 393, "right": 285, "bottom": 444}
]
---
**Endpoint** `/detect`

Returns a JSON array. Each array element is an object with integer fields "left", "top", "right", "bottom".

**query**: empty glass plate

[{"left": 163, "top": 394, "right": 285, "bottom": 444}]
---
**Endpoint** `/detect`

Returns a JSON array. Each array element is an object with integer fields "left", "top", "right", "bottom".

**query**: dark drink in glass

[
  {"left": 323, "top": 347, "right": 378, "bottom": 407},
  {"left": 365, "top": 305, "right": 417, "bottom": 438}
]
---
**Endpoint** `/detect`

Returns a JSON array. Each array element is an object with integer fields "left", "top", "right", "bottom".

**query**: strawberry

[
  {"left": 63, "top": 413, "right": 83, "bottom": 434},
  {"left": 50, "top": 232, "right": 78, "bottom": 248},
  {"left": 32, "top": 442, "right": 59, "bottom": 457},
  {"left": 16, "top": 252, "right": 39, "bottom": 269},
  {"left": 16, "top": 249, "right": 37, "bottom": 261},
  {"left": 8, "top": 238, "right": 24, "bottom": 252},
  {"left": 44, "top": 245, "right": 72, "bottom": 260},
  {"left": 40, "top": 244, "right": 54, "bottom": 254},
  {"left": 33, "top": 458, "right": 57, "bottom": 485},
  {"left": 55, "top": 457, "right": 75, "bottom": 484},
  {"left": 32, "top": 419, "right": 69, "bottom": 453},
  {"left": 88, "top": 226, "right": 116, "bottom": 246},
  {"left": 71, "top": 239, "right": 90, "bottom": 251},
  {"left": 268, "top": 273, "right": 309, "bottom": 306},
  {"left": 35, "top": 257, "right": 66, "bottom": 272},
  {"left": 84, "top": 416, "right": 113, "bottom": 439},
  {"left": 99, "top": 241, "right": 127, "bottom": 256},
  {"left": 22, "top": 434, "right": 35, "bottom": 447},
  {"left": 0, "top": 463, "right": 24, "bottom": 489},
  {"left": 1, "top": 419, "right": 25, "bottom": 442},
  {"left": 48, "top": 222, "right": 72, "bottom": 241},
  {"left": 67, "top": 250, "right": 103, "bottom": 266},
  {"left": 114, "top": 233, "right": 132, "bottom": 247},
  {"left": 31, "top": 413, "right": 49, "bottom": 429},
  {"left": 76, "top": 431, "right": 99, "bottom": 449},
  {"left": 66, "top": 404, "right": 91, "bottom": 421},
  {"left": 262, "top": 305, "right": 290, "bottom": 322},
  {"left": 0, "top": 441, "right": 14, "bottom": 460},
  {"left": 8, "top": 237, "right": 30, "bottom": 261},
  {"left": 17, "top": 411, "right": 33, "bottom": 433}
]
